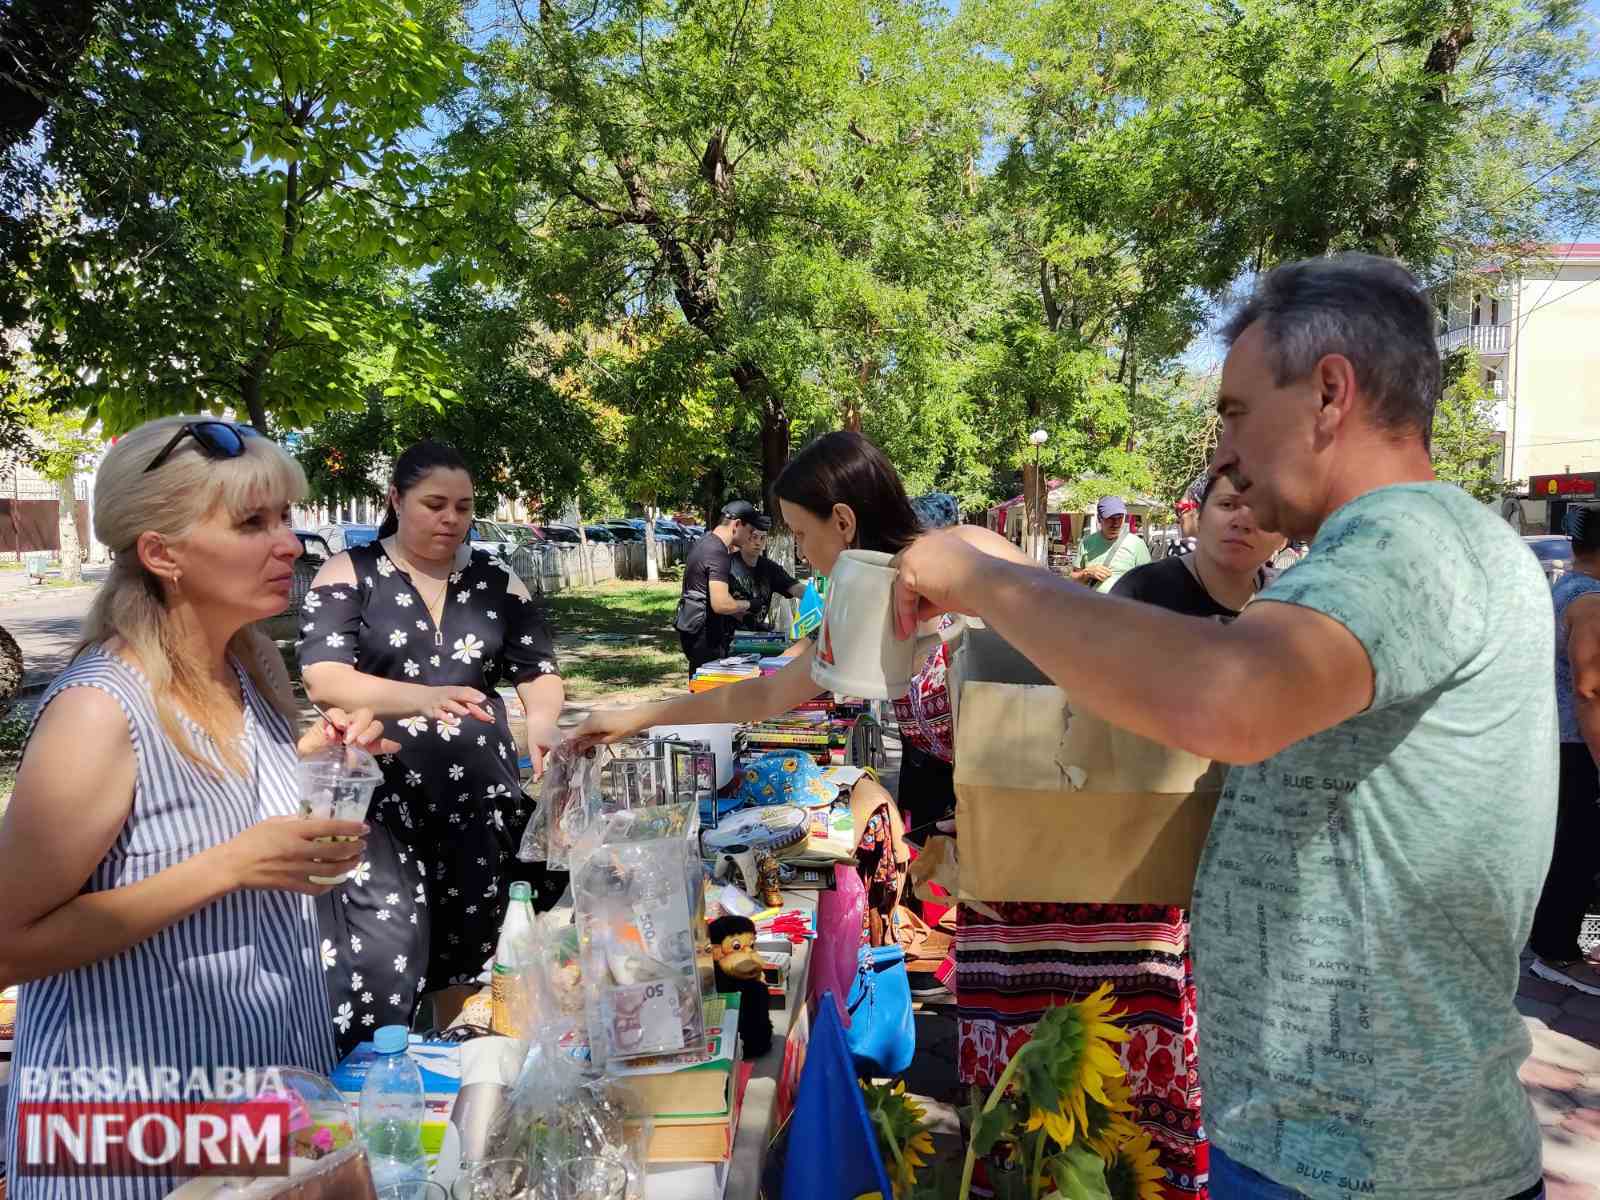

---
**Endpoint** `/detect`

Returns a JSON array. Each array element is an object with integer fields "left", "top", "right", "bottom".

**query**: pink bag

[{"left": 808, "top": 864, "right": 866, "bottom": 1027}]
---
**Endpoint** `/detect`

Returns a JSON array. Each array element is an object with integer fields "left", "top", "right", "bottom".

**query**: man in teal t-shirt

[
  {"left": 1072, "top": 495, "right": 1151, "bottom": 592},
  {"left": 894, "top": 254, "right": 1555, "bottom": 1200}
]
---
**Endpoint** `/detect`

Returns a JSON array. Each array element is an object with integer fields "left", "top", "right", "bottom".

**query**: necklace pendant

[{"left": 435, "top": 630, "right": 443, "bottom": 647}]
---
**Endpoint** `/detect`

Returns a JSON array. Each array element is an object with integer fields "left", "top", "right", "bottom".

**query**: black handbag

[{"left": 674, "top": 590, "right": 709, "bottom": 635}]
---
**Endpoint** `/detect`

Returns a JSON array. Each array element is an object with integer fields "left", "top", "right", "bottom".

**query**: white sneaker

[{"left": 1531, "top": 957, "right": 1600, "bottom": 996}]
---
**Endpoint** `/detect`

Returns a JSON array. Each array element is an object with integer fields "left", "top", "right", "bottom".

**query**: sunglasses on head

[{"left": 143, "top": 421, "right": 263, "bottom": 474}]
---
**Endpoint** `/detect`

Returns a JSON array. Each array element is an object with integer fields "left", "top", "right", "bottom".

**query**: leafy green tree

[
  {"left": 6, "top": 0, "right": 471, "bottom": 434},
  {"left": 1432, "top": 349, "right": 1505, "bottom": 503}
]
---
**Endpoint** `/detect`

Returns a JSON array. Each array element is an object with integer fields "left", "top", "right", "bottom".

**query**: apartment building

[{"left": 1435, "top": 243, "right": 1600, "bottom": 531}]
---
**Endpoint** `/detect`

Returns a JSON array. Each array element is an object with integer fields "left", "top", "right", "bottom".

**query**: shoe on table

[{"left": 1531, "top": 956, "right": 1600, "bottom": 996}]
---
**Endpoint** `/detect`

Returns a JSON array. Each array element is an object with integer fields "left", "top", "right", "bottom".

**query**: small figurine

[
  {"left": 707, "top": 914, "right": 773, "bottom": 1057},
  {"left": 755, "top": 851, "right": 783, "bottom": 908}
]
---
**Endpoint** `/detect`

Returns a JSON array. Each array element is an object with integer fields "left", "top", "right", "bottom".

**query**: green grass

[{"left": 542, "top": 581, "right": 686, "bottom": 703}]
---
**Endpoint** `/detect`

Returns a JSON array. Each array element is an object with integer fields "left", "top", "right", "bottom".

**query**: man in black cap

[
  {"left": 730, "top": 513, "right": 807, "bottom": 632},
  {"left": 675, "top": 501, "right": 758, "bottom": 671}
]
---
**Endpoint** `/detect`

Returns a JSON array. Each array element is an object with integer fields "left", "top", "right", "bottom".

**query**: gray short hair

[{"left": 1220, "top": 253, "right": 1441, "bottom": 449}]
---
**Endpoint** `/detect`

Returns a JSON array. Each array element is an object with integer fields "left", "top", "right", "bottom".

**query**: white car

[{"left": 469, "top": 519, "right": 518, "bottom": 562}]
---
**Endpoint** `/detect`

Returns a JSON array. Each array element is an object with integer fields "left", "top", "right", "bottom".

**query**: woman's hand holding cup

[{"left": 213, "top": 815, "right": 369, "bottom": 897}]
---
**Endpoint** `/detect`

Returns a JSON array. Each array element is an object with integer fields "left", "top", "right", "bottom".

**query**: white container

[{"left": 648, "top": 723, "right": 736, "bottom": 788}]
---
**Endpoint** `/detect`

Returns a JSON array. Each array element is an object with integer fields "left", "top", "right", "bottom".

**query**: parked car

[
  {"left": 500, "top": 522, "right": 546, "bottom": 543},
  {"left": 583, "top": 525, "right": 618, "bottom": 543},
  {"left": 469, "top": 519, "right": 519, "bottom": 560},
  {"left": 316, "top": 524, "right": 380, "bottom": 554},
  {"left": 540, "top": 525, "right": 584, "bottom": 544},
  {"left": 1525, "top": 534, "right": 1572, "bottom": 584},
  {"left": 599, "top": 521, "right": 644, "bottom": 543},
  {"left": 295, "top": 531, "right": 334, "bottom": 562}
]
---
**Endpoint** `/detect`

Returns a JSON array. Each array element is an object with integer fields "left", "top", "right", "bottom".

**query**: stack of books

[
  {"left": 689, "top": 657, "right": 763, "bottom": 693},
  {"left": 618, "top": 995, "right": 753, "bottom": 1200}
]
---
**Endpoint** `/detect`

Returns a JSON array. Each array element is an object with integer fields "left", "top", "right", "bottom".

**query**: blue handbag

[{"left": 844, "top": 943, "right": 916, "bottom": 1077}]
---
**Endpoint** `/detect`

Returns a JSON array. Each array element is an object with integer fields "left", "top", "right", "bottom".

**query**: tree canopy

[{"left": 2, "top": 0, "right": 1595, "bottom": 520}]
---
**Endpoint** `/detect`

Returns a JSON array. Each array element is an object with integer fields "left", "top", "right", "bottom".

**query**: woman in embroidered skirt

[{"left": 957, "top": 473, "right": 1285, "bottom": 1200}]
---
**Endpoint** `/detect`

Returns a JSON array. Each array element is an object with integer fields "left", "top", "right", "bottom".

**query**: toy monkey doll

[{"left": 707, "top": 914, "right": 773, "bottom": 1057}]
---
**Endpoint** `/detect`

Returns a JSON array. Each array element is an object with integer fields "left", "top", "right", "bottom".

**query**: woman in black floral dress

[{"left": 298, "top": 442, "right": 563, "bottom": 1053}]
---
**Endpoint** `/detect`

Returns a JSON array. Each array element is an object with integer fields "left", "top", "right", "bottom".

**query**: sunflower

[
  {"left": 861, "top": 1079, "right": 936, "bottom": 1198},
  {"left": 1019, "top": 982, "right": 1130, "bottom": 1148},
  {"left": 1080, "top": 1075, "right": 1142, "bottom": 1161},
  {"left": 1104, "top": 1127, "right": 1165, "bottom": 1200}
]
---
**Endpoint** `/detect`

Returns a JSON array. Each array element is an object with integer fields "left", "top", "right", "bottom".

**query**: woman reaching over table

[
  {"left": 575, "top": 432, "right": 1016, "bottom": 745},
  {"left": 0, "top": 417, "right": 391, "bottom": 1200},
  {"left": 298, "top": 441, "right": 564, "bottom": 1051}
]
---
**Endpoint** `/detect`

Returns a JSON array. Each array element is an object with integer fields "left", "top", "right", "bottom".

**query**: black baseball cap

[
  {"left": 750, "top": 512, "right": 773, "bottom": 532},
  {"left": 721, "top": 500, "right": 760, "bottom": 525}
]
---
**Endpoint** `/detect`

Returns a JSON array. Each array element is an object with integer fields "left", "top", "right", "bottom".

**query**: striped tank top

[{"left": 3, "top": 648, "right": 336, "bottom": 1200}]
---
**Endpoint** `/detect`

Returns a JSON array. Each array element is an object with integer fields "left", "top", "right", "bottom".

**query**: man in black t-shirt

[
  {"left": 729, "top": 517, "right": 806, "bottom": 631},
  {"left": 676, "top": 500, "right": 758, "bottom": 671}
]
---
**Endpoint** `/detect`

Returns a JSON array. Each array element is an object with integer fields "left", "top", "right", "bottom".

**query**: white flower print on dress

[
  {"left": 416, "top": 620, "right": 428, "bottom": 631},
  {"left": 350, "top": 936, "right": 363, "bottom": 954},
  {"left": 320, "top": 939, "right": 336, "bottom": 970},
  {"left": 476, "top": 580, "right": 488, "bottom": 590},
  {"left": 498, "top": 743, "right": 507, "bottom": 759},
  {"left": 389, "top": 629, "right": 408, "bottom": 648},
  {"left": 352, "top": 861, "right": 373, "bottom": 886},
  {"left": 487, "top": 610, "right": 497, "bottom": 620},
  {"left": 448, "top": 763, "right": 464, "bottom": 781},
  {"left": 324, "top": 632, "right": 345, "bottom": 649},
  {"left": 399, "top": 715, "right": 428, "bottom": 736},
  {"left": 333, "top": 1003, "right": 354, "bottom": 1033},
  {"left": 438, "top": 721, "right": 460, "bottom": 741},
  {"left": 520, "top": 635, "right": 534, "bottom": 645},
  {"left": 378, "top": 557, "right": 395, "bottom": 577},
  {"left": 360, "top": 992, "right": 373, "bottom": 1004},
  {"left": 430, "top": 655, "right": 441, "bottom": 667},
  {"left": 385, "top": 892, "right": 402, "bottom": 905},
  {"left": 389, "top": 994, "right": 401, "bottom": 1006},
  {"left": 303, "top": 622, "right": 315, "bottom": 634},
  {"left": 332, "top": 591, "right": 348, "bottom": 600},
  {"left": 452, "top": 634, "right": 485, "bottom": 664},
  {"left": 456, "top": 590, "right": 471, "bottom": 604},
  {"left": 477, "top": 735, "right": 487, "bottom": 747},
  {"left": 361, "top": 1013, "right": 376, "bottom": 1027},
  {"left": 394, "top": 592, "right": 413, "bottom": 608},
  {"left": 465, "top": 904, "right": 478, "bottom": 915},
  {"left": 415, "top": 883, "right": 427, "bottom": 903},
  {"left": 304, "top": 591, "right": 323, "bottom": 612},
  {"left": 394, "top": 954, "right": 409, "bottom": 973},
  {"left": 409, "top": 913, "right": 418, "bottom": 924},
  {"left": 450, "top": 571, "right": 463, "bottom": 584},
  {"left": 403, "top": 660, "right": 420, "bottom": 678},
  {"left": 365, "top": 576, "right": 374, "bottom": 588},
  {"left": 538, "top": 660, "right": 556, "bottom": 674},
  {"left": 376, "top": 909, "right": 392, "bottom": 922},
  {"left": 350, "top": 974, "right": 363, "bottom": 991},
  {"left": 404, "top": 771, "right": 422, "bottom": 788}
]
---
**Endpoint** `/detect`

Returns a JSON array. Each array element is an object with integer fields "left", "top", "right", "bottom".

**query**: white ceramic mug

[{"left": 809, "top": 549, "right": 966, "bottom": 700}]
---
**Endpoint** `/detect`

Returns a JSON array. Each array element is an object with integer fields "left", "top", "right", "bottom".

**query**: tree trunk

[
  {"left": 644, "top": 504, "right": 659, "bottom": 583},
  {"left": 573, "top": 500, "right": 592, "bottom": 586},
  {"left": 57, "top": 473, "right": 82, "bottom": 584},
  {"left": 240, "top": 366, "right": 270, "bottom": 431}
]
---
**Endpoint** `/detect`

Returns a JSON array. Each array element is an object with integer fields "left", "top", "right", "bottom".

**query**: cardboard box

[{"left": 952, "top": 678, "right": 1223, "bottom": 906}]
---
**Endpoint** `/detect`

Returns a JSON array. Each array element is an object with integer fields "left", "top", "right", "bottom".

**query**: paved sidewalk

[{"left": 1519, "top": 952, "right": 1600, "bottom": 1196}]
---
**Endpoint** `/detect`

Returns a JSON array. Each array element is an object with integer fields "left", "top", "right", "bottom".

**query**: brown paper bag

[{"left": 952, "top": 681, "right": 1224, "bottom": 905}]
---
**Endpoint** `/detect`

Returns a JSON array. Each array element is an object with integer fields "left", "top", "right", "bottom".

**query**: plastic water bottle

[
  {"left": 491, "top": 881, "right": 537, "bottom": 1037},
  {"left": 358, "top": 1024, "right": 428, "bottom": 1197}
]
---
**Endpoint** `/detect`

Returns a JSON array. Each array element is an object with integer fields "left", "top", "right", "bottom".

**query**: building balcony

[{"left": 1437, "top": 323, "right": 1509, "bottom": 356}]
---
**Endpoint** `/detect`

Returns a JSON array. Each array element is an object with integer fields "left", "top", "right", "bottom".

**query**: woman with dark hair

[
  {"left": 298, "top": 441, "right": 564, "bottom": 1050},
  {"left": 575, "top": 431, "right": 968, "bottom": 741},
  {"left": 1529, "top": 503, "right": 1600, "bottom": 994}
]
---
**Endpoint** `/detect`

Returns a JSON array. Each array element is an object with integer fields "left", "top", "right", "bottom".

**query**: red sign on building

[{"left": 1531, "top": 474, "right": 1599, "bottom": 497}]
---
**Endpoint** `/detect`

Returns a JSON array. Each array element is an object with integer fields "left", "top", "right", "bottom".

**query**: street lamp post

[{"left": 1027, "top": 428, "right": 1049, "bottom": 562}]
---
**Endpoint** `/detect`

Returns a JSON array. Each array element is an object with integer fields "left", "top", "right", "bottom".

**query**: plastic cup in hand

[
  {"left": 297, "top": 742, "right": 382, "bottom": 885},
  {"left": 551, "top": 1157, "right": 627, "bottom": 1200}
]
